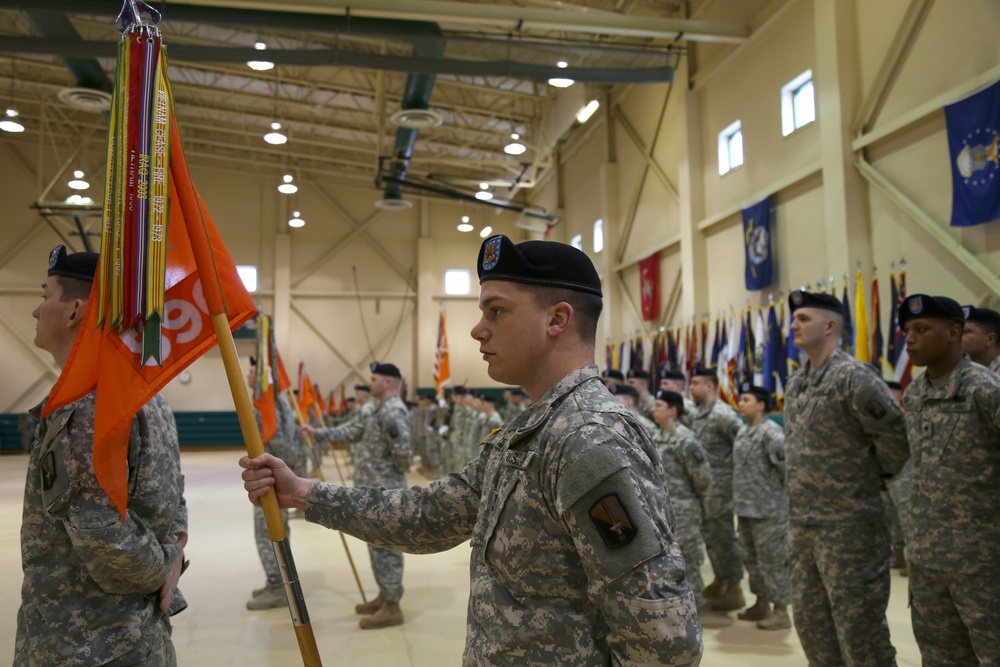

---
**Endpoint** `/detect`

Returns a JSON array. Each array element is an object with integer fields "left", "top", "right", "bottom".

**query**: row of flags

[{"left": 606, "top": 264, "right": 914, "bottom": 409}]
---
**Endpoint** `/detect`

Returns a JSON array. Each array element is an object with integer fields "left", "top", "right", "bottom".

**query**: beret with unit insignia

[
  {"left": 477, "top": 234, "right": 603, "bottom": 297},
  {"left": 48, "top": 245, "right": 99, "bottom": 282},
  {"left": 898, "top": 294, "right": 964, "bottom": 328},
  {"left": 654, "top": 389, "right": 686, "bottom": 415},
  {"left": 963, "top": 305, "right": 1000, "bottom": 329},
  {"left": 739, "top": 382, "right": 771, "bottom": 405},
  {"left": 788, "top": 289, "right": 843, "bottom": 314},
  {"left": 370, "top": 361, "right": 402, "bottom": 379}
]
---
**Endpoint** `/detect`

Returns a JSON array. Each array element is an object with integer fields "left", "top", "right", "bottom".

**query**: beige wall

[{"left": 2, "top": 0, "right": 999, "bottom": 411}]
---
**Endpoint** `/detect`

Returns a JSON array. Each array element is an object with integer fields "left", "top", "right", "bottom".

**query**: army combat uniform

[
  {"left": 903, "top": 357, "right": 1000, "bottom": 665},
  {"left": 689, "top": 398, "right": 745, "bottom": 584},
  {"left": 17, "top": 393, "right": 186, "bottom": 667},
  {"left": 304, "top": 366, "right": 702, "bottom": 665},
  {"left": 654, "top": 421, "right": 712, "bottom": 599},
  {"left": 313, "top": 393, "right": 412, "bottom": 605},
  {"left": 784, "top": 347, "right": 909, "bottom": 666},
  {"left": 733, "top": 418, "right": 790, "bottom": 608}
]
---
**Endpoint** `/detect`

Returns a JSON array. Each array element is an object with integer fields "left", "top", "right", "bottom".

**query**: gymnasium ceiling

[{"left": 0, "top": 0, "right": 753, "bottom": 211}]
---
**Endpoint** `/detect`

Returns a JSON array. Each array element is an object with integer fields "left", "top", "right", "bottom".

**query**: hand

[
  {"left": 299, "top": 424, "right": 316, "bottom": 438},
  {"left": 240, "top": 453, "right": 312, "bottom": 509},
  {"left": 438, "top": 425, "right": 449, "bottom": 437},
  {"left": 159, "top": 531, "right": 188, "bottom": 612}
]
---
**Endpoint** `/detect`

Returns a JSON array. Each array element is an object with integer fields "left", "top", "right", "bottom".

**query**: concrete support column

[
  {"left": 814, "top": 0, "right": 872, "bottom": 274},
  {"left": 416, "top": 199, "right": 435, "bottom": 388},
  {"left": 678, "top": 61, "right": 708, "bottom": 318},
  {"left": 273, "top": 233, "right": 291, "bottom": 355},
  {"left": 599, "top": 159, "right": 622, "bottom": 343}
]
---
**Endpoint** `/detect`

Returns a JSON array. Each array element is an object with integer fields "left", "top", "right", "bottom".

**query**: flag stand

[{"left": 213, "top": 314, "right": 323, "bottom": 667}]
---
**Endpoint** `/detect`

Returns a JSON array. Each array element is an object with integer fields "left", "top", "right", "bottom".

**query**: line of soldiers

[{"left": 596, "top": 291, "right": 1000, "bottom": 665}]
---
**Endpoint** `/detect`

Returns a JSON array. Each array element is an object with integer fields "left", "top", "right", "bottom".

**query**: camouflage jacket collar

[
  {"left": 512, "top": 365, "right": 598, "bottom": 436},
  {"left": 911, "top": 356, "right": 971, "bottom": 400},
  {"left": 801, "top": 347, "right": 850, "bottom": 387},
  {"left": 29, "top": 395, "right": 50, "bottom": 420}
]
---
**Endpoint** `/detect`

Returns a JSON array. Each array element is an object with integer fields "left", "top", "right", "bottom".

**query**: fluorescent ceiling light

[
  {"left": 479, "top": 226, "right": 493, "bottom": 238},
  {"left": 576, "top": 100, "right": 600, "bottom": 124}
]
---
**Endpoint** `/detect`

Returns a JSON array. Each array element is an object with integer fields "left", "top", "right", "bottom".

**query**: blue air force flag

[
  {"left": 945, "top": 79, "right": 1000, "bottom": 227},
  {"left": 742, "top": 197, "right": 773, "bottom": 290}
]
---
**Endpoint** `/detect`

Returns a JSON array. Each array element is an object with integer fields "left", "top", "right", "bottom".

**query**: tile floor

[{"left": 1, "top": 450, "right": 922, "bottom": 666}]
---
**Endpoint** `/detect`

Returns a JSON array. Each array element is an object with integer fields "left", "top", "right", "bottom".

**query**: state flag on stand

[
  {"left": 639, "top": 253, "right": 660, "bottom": 321},
  {"left": 742, "top": 197, "right": 773, "bottom": 290},
  {"left": 871, "top": 275, "right": 884, "bottom": 372},
  {"left": 433, "top": 310, "right": 451, "bottom": 399},
  {"left": 854, "top": 270, "right": 870, "bottom": 364}
]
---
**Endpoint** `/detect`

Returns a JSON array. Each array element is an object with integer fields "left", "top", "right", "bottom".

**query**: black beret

[
  {"left": 370, "top": 361, "right": 402, "bottom": 379},
  {"left": 417, "top": 391, "right": 434, "bottom": 400},
  {"left": 482, "top": 395, "right": 497, "bottom": 404},
  {"left": 692, "top": 367, "right": 718, "bottom": 380},
  {"left": 609, "top": 383, "right": 639, "bottom": 398},
  {"left": 48, "top": 245, "right": 98, "bottom": 282},
  {"left": 511, "top": 387, "right": 527, "bottom": 397},
  {"left": 452, "top": 386, "right": 468, "bottom": 396},
  {"left": 898, "top": 294, "right": 965, "bottom": 328},
  {"left": 660, "top": 368, "right": 686, "bottom": 381},
  {"left": 963, "top": 305, "right": 1000, "bottom": 329},
  {"left": 788, "top": 290, "right": 843, "bottom": 314},
  {"left": 346, "top": 397, "right": 357, "bottom": 403},
  {"left": 354, "top": 384, "right": 371, "bottom": 392},
  {"left": 405, "top": 401, "right": 417, "bottom": 409},
  {"left": 627, "top": 369, "right": 651, "bottom": 380},
  {"left": 655, "top": 389, "right": 686, "bottom": 414},
  {"left": 601, "top": 370, "right": 625, "bottom": 381},
  {"left": 739, "top": 382, "right": 771, "bottom": 404},
  {"left": 477, "top": 235, "right": 602, "bottom": 297},
  {"left": 248, "top": 356, "right": 257, "bottom": 367}
]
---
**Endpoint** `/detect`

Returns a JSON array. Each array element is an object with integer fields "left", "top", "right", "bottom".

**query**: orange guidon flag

[{"left": 42, "top": 113, "right": 256, "bottom": 517}]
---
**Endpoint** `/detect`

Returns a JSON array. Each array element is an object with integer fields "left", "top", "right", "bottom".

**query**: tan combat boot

[
  {"left": 246, "top": 585, "right": 285, "bottom": 610},
  {"left": 359, "top": 601, "right": 404, "bottom": 629},
  {"left": 354, "top": 593, "right": 385, "bottom": 616},
  {"left": 709, "top": 580, "right": 746, "bottom": 612},
  {"left": 702, "top": 578, "right": 727, "bottom": 601},
  {"left": 757, "top": 605, "right": 791, "bottom": 630},
  {"left": 737, "top": 595, "right": 770, "bottom": 621}
]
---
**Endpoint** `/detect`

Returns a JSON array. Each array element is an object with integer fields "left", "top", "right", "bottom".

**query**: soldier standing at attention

[
  {"left": 301, "top": 362, "right": 412, "bottom": 629},
  {"left": 689, "top": 367, "right": 746, "bottom": 612},
  {"left": 627, "top": 369, "right": 656, "bottom": 421},
  {"left": 733, "top": 383, "right": 791, "bottom": 631},
  {"left": 899, "top": 295, "right": 1000, "bottom": 665},
  {"left": 242, "top": 235, "right": 702, "bottom": 665},
  {"left": 659, "top": 368, "right": 697, "bottom": 427},
  {"left": 17, "top": 246, "right": 188, "bottom": 666},
  {"left": 651, "top": 389, "right": 712, "bottom": 605},
  {"left": 960, "top": 304, "right": 1000, "bottom": 374},
  {"left": 784, "top": 290, "right": 909, "bottom": 667}
]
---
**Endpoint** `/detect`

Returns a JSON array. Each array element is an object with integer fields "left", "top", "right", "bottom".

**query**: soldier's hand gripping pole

[{"left": 213, "top": 314, "right": 323, "bottom": 667}]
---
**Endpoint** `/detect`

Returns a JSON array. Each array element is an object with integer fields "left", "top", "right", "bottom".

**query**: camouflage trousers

[
  {"left": 910, "top": 563, "right": 1000, "bottom": 666},
  {"left": 673, "top": 502, "right": 706, "bottom": 598},
  {"left": 702, "top": 508, "right": 744, "bottom": 581},
  {"left": 737, "top": 515, "right": 791, "bottom": 605},
  {"left": 255, "top": 505, "right": 290, "bottom": 587},
  {"left": 886, "top": 459, "right": 912, "bottom": 547},
  {"left": 101, "top": 615, "right": 176, "bottom": 667},
  {"left": 369, "top": 544, "right": 404, "bottom": 603},
  {"left": 789, "top": 519, "right": 895, "bottom": 667},
  {"left": 423, "top": 433, "right": 442, "bottom": 470}
]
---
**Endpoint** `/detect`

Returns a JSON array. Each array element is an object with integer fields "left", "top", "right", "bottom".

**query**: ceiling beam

[{"left": 163, "top": 0, "right": 750, "bottom": 43}]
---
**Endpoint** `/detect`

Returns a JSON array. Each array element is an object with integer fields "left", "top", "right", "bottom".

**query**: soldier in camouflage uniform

[
  {"left": 243, "top": 235, "right": 702, "bottom": 665},
  {"left": 304, "top": 361, "right": 412, "bottom": 629},
  {"left": 246, "top": 359, "right": 302, "bottom": 610},
  {"left": 443, "top": 386, "right": 469, "bottom": 473},
  {"left": 18, "top": 246, "right": 187, "bottom": 666},
  {"left": 609, "top": 383, "right": 659, "bottom": 437},
  {"left": 899, "top": 295, "right": 1000, "bottom": 665},
  {"left": 500, "top": 387, "right": 527, "bottom": 422},
  {"left": 961, "top": 304, "right": 1000, "bottom": 374},
  {"left": 660, "top": 368, "right": 697, "bottom": 428},
  {"left": 689, "top": 367, "right": 746, "bottom": 612},
  {"left": 784, "top": 290, "right": 910, "bottom": 667},
  {"left": 651, "top": 389, "right": 712, "bottom": 603},
  {"left": 733, "top": 383, "right": 790, "bottom": 631},
  {"left": 628, "top": 369, "right": 656, "bottom": 421},
  {"left": 415, "top": 392, "right": 442, "bottom": 476}
]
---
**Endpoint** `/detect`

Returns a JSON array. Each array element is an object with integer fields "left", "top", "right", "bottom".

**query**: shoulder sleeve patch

[
  {"left": 589, "top": 494, "right": 636, "bottom": 548},
  {"left": 864, "top": 400, "right": 887, "bottom": 421}
]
